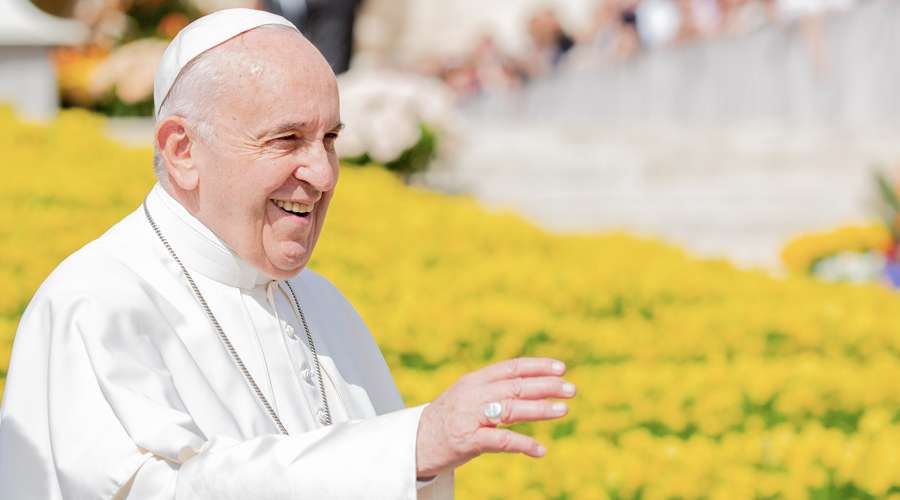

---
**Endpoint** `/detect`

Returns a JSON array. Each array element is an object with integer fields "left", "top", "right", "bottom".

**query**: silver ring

[{"left": 483, "top": 401, "right": 503, "bottom": 424}]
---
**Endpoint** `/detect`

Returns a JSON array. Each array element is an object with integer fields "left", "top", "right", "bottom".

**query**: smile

[{"left": 272, "top": 199, "right": 314, "bottom": 218}]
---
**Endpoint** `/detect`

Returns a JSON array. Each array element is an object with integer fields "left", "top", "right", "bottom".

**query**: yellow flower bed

[{"left": 4, "top": 108, "right": 900, "bottom": 499}]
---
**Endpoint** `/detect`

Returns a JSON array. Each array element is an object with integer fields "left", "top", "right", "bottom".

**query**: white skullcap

[{"left": 153, "top": 8, "right": 298, "bottom": 118}]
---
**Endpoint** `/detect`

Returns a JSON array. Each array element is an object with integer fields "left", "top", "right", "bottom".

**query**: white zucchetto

[{"left": 153, "top": 8, "right": 298, "bottom": 118}]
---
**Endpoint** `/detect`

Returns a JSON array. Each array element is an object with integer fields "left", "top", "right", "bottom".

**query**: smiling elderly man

[{"left": 0, "top": 9, "right": 575, "bottom": 499}]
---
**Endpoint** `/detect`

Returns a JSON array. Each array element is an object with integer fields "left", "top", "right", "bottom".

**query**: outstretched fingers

[
  {"left": 488, "top": 376, "right": 577, "bottom": 401},
  {"left": 474, "top": 427, "right": 547, "bottom": 457},
  {"left": 470, "top": 357, "right": 566, "bottom": 384}
]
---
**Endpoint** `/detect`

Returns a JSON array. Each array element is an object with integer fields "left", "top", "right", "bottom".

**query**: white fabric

[
  {"left": 153, "top": 8, "right": 298, "bottom": 117},
  {"left": 0, "top": 184, "right": 453, "bottom": 499}
]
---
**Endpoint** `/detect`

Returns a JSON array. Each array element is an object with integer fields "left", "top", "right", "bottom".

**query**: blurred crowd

[
  {"left": 65, "top": 0, "right": 359, "bottom": 73},
  {"left": 50, "top": 0, "right": 361, "bottom": 111},
  {"left": 420, "top": 0, "right": 860, "bottom": 99},
  {"left": 43, "top": 0, "right": 865, "bottom": 110}
]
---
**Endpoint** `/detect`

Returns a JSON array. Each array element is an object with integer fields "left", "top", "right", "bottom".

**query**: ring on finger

[{"left": 483, "top": 401, "right": 503, "bottom": 425}]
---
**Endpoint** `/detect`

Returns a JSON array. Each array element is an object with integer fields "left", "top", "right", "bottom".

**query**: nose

[{"left": 293, "top": 142, "right": 337, "bottom": 193}]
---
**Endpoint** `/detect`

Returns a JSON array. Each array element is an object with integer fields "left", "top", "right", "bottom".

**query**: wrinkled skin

[
  {"left": 415, "top": 357, "right": 576, "bottom": 478},
  {"left": 157, "top": 27, "right": 341, "bottom": 279}
]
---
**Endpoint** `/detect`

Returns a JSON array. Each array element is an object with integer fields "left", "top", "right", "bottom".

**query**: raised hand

[{"left": 415, "top": 357, "right": 576, "bottom": 478}]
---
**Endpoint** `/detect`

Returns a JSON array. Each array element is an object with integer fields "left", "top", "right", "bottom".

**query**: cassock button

[
  {"left": 316, "top": 407, "right": 329, "bottom": 425},
  {"left": 301, "top": 367, "right": 314, "bottom": 385},
  {"left": 283, "top": 323, "right": 297, "bottom": 340}
]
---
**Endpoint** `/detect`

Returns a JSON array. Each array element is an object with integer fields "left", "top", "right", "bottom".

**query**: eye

[
  {"left": 270, "top": 134, "right": 300, "bottom": 146},
  {"left": 324, "top": 132, "right": 339, "bottom": 149}
]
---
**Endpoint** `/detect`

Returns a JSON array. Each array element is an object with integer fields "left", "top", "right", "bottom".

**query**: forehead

[{"left": 212, "top": 27, "right": 340, "bottom": 133}]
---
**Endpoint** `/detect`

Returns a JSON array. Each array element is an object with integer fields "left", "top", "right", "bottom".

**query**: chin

[
  {"left": 261, "top": 234, "right": 317, "bottom": 279},
  {"left": 268, "top": 252, "right": 312, "bottom": 279}
]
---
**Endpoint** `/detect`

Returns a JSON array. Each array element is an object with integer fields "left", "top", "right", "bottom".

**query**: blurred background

[{"left": 4, "top": 0, "right": 900, "bottom": 498}]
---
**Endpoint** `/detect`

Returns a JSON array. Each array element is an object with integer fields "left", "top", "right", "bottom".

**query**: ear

[{"left": 156, "top": 116, "right": 199, "bottom": 191}]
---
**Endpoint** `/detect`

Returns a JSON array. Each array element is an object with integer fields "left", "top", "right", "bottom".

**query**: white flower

[
  {"left": 335, "top": 125, "right": 368, "bottom": 159},
  {"left": 367, "top": 108, "right": 422, "bottom": 164},
  {"left": 337, "top": 69, "right": 459, "bottom": 164}
]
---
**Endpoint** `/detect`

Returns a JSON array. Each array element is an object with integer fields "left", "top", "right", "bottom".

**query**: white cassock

[{"left": 0, "top": 184, "right": 454, "bottom": 499}]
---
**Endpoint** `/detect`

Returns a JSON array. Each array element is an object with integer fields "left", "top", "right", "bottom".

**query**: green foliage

[
  {"left": 77, "top": 89, "right": 155, "bottom": 118},
  {"left": 875, "top": 169, "right": 900, "bottom": 240},
  {"left": 124, "top": 1, "right": 201, "bottom": 41}
]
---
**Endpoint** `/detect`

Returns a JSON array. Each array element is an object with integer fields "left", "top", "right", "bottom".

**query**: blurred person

[
  {"left": 440, "top": 57, "right": 481, "bottom": 98},
  {"left": 414, "top": 53, "right": 446, "bottom": 79},
  {"left": 720, "top": 0, "right": 775, "bottom": 35},
  {"left": 523, "top": 7, "right": 576, "bottom": 77},
  {"left": 775, "top": 0, "right": 858, "bottom": 71},
  {"left": 674, "top": 0, "right": 701, "bottom": 42},
  {"left": 261, "top": 0, "right": 308, "bottom": 27},
  {"left": 260, "top": 0, "right": 362, "bottom": 73},
  {"left": 686, "top": 0, "right": 724, "bottom": 38},
  {"left": 72, "top": 0, "right": 129, "bottom": 47},
  {"left": 471, "top": 34, "right": 525, "bottom": 94},
  {"left": 761, "top": 0, "right": 779, "bottom": 21},
  {"left": 617, "top": 0, "right": 643, "bottom": 56},
  {"left": 0, "top": 8, "right": 577, "bottom": 499},
  {"left": 301, "top": 0, "right": 362, "bottom": 74},
  {"left": 571, "top": 0, "right": 641, "bottom": 67},
  {"left": 577, "top": 0, "right": 619, "bottom": 44}
]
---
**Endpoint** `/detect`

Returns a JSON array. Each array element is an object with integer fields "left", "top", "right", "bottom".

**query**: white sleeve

[
  {"left": 120, "top": 411, "right": 452, "bottom": 500},
  {"left": 128, "top": 406, "right": 428, "bottom": 500},
  {"left": 35, "top": 292, "right": 435, "bottom": 500}
]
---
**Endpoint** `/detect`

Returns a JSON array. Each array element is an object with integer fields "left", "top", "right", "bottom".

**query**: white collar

[{"left": 145, "top": 183, "right": 274, "bottom": 289}]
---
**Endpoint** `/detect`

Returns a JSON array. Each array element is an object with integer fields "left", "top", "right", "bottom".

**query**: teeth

[{"left": 272, "top": 199, "right": 313, "bottom": 214}]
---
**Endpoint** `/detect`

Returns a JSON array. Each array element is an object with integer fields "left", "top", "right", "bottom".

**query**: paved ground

[{"left": 422, "top": 119, "right": 899, "bottom": 268}]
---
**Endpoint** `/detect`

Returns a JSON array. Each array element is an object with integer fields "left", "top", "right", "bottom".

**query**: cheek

[
  {"left": 213, "top": 163, "right": 284, "bottom": 246},
  {"left": 316, "top": 194, "right": 334, "bottom": 225},
  {"left": 239, "top": 164, "right": 292, "bottom": 213}
]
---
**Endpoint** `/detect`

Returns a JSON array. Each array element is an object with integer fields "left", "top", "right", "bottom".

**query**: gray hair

[{"left": 152, "top": 24, "right": 295, "bottom": 180}]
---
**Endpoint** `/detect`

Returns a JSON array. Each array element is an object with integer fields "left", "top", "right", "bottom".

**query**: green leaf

[{"left": 875, "top": 170, "right": 900, "bottom": 212}]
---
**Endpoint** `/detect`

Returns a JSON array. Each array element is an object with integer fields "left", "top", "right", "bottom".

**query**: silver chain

[
  {"left": 283, "top": 280, "right": 333, "bottom": 426},
  {"left": 142, "top": 200, "right": 331, "bottom": 433}
]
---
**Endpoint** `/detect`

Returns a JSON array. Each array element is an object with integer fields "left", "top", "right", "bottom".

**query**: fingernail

[
  {"left": 552, "top": 402, "right": 568, "bottom": 415},
  {"left": 552, "top": 361, "right": 566, "bottom": 374},
  {"left": 535, "top": 444, "right": 547, "bottom": 457},
  {"left": 562, "top": 383, "right": 576, "bottom": 396}
]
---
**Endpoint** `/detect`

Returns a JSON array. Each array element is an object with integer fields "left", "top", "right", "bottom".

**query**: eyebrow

[{"left": 257, "top": 121, "right": 345, "bottom": 140}]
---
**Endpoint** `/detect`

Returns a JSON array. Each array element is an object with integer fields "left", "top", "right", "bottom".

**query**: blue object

[{"left": 884, "top": 260, "right": 900, "bottom": 287}]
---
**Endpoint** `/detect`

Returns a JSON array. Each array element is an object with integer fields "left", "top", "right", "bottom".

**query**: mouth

[{"left": 271, "top": 198, "right": 314, "bottom": 219}]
